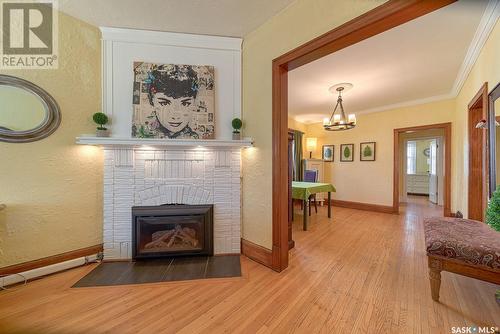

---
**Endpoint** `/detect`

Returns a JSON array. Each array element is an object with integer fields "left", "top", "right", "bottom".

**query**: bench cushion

[{"left": 424, "top": 217, "right": 500, "bottom": 270}]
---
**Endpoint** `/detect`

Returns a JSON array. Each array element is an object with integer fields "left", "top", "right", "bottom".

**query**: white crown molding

[
  {"left": 99, "top": 27, "right": 242, "bottom": 51},
  {"left": 450, "top": 0, "right": 499, "bottom": 96},
  {"left": 355, "top": 93, "right": 456, "bottom": 116},
  {"left": 298, "top": 93, "right": 455, "bottom": 124}
]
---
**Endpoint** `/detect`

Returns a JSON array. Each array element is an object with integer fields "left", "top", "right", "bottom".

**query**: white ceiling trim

[
  {"left": 450, "top": 0, "right": 500, "bottom": 96},
  {"left": 299, "top": 1, "right": 499, "bottom": 123},
  {"left": 354, "top": 93, "right": 455, "bottom": 116},
  {"left": 99, "top": 27, "right": 242, "bottom": 51}
]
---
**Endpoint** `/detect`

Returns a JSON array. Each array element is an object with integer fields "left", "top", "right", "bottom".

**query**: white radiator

[{"left": 0, "top": 254, "right": 99, "bottom": 288}]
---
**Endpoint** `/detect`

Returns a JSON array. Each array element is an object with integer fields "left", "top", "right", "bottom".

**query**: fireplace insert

[{"left": 132, "top": 204, "right": 213, "bottom": 259}]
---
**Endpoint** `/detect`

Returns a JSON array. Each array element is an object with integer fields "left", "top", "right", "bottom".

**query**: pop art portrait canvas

[{"left": 132, "top": 62, "right": 215, "bottom": 139}]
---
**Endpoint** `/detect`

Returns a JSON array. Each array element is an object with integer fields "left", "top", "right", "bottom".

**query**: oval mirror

[{"left": 0, "top": 75, "right": 61, "bottom": 143}]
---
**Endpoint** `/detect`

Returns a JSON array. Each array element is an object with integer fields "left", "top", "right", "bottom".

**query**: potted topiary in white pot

[
  {"left": 232, "top": 118, "right": 242, "bottom": 140},
  {"left": 93, "top": 112, "right": 109, "bottom": 137}
]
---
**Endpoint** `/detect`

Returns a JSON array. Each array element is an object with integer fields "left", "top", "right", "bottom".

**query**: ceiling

[
  {"left": 58, "top": 0, "right": 296, "bottom": 37},
  {"left": 288, "top": 0, "right": 493, "bottom": 124}
]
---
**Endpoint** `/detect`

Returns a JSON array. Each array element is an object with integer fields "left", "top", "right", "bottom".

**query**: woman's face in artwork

[{"left": 152, "top": 92, "right": 195, "bottom": 133}]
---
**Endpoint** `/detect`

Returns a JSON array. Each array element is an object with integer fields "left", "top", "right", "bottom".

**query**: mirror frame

[
  {"left": 0, "top": 75, "right": 61, "bottom": 143},
  {"left": 488, "top": 82, "right": 500, "bottom": 197}
]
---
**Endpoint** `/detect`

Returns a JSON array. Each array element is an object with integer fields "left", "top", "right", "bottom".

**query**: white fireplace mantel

[
  {"left": 86, "top": 28, "right": 246, "bottom": 260},
  {"left": 76, "top": 136, "right": 253, "bottom": 148}
]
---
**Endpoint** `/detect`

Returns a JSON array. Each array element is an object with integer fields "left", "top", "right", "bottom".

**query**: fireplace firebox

[{"left": 132, "top": 204, "right": 213, "bottom": 259}]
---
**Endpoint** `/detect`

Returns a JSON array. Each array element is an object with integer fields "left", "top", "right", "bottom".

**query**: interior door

[{"left": 429, "top": 139, "right": 438, "bottom": 204}]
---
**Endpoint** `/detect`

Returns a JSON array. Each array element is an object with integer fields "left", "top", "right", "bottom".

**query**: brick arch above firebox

[{"left": 136, "top": 185, "right": 212, "bottom": 206}]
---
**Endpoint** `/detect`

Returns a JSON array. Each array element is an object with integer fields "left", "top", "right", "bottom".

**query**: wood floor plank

[{"left": 0, "top": 196, "right": 498, "bottom": 334}]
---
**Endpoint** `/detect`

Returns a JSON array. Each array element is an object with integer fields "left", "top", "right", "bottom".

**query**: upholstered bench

[{"left": 423, "top": 217, "right": 500, "bottom": 301}]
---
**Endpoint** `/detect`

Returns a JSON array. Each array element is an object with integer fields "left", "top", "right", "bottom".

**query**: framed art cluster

[{"left": 322, "top": 142, "right": 376, "bottom": 162}]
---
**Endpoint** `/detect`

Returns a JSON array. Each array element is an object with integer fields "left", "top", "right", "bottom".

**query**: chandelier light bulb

[{"left": 348, "top": 114, "right": 356, "bottom": 124}]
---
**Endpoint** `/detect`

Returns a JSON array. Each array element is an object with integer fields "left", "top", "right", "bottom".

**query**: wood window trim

[
  {"left": 393, "top": 123, "right": 452, "bottom": 217},
  {"left": 270, "top": 0, "right": 456, "bottom": 272}
]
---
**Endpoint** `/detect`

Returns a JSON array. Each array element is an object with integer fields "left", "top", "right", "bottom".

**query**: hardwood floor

[{"left": 1, "top": 201, "right": 498, "bottom": 333}]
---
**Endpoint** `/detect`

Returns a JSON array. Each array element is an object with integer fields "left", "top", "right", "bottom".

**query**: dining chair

[{"left": 303, "top": 169, "right": 318, "bottom": 216}]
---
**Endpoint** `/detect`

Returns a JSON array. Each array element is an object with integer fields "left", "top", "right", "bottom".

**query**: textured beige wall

[
  {"left": 241, "top": 0, "right": 386, "bottom": 249},
  {"left": 304, "top": 99, "right": 454, "bottom": 206},
  {"left": 453, "top": 21, "right": 499, "bottom": 217},
  {"left": 0, "top": 12, "right": 102, "bottom": 267}
]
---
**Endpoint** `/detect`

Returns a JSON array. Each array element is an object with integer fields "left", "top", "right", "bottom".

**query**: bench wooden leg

[
  {"left": 428, "top": 257, "right": 443, "bottom": 301},
  {"left": 429, "top": 268, "right": 441, "bottom": 301}
]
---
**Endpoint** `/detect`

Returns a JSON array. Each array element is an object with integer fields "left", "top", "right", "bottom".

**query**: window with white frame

[{"left": 407, "top": 141, "right": 417, "bottom": 174}]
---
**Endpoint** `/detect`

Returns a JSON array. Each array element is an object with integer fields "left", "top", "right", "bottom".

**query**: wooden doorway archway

[
  {"left": 393, "top": 123, "right": 452, "bottom": 217},
  {"left": 468, "top": 83, "right": 488, "bottom": 221},
  {"left": 270, "top": 0, "right": 455, "bottom": 272}
]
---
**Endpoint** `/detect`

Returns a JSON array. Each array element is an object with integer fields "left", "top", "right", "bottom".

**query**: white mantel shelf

[{"left": 76, "top": 136, "right": 253, "bottom": 148}]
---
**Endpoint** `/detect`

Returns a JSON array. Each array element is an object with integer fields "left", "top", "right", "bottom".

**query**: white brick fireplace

[
  {"left": 102, "top": 146, "right": 242, "bottom": 260},
  {"left": 75, "top": 28, "right": 248, "bottom": 260}
]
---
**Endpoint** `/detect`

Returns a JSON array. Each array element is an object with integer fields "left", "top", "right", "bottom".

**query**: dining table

[{"left": 291, "top": 181, "right": 336, "bottom": 231}]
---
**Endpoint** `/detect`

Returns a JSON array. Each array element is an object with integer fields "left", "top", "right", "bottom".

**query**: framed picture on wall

[
  {"left": 322, "top": 145, "right": 334, "bottom": 162},
  {"left": 340, "top": 144, "right": 354, "bottom": 162},
  {"left": 132, "top": 62, "right": 215, "bottom": 139},
  {"left": 360, "top": 142, "right": 376, "bottom": 161}
]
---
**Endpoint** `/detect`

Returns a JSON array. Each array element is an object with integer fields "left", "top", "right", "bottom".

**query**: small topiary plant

[
  {"left": 232, "top": 118, "right": 242, "bottom": 133},
  {"left": 486, "top": 188, "right": 500, "bottom": 232},
  {"left": 93, "top": 112, "right": 109, "bottom": 130}
]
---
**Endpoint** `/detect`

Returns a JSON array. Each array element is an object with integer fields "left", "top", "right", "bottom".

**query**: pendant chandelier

[{"left": 323, "top": 84, "right": 356, "bottom": 131}]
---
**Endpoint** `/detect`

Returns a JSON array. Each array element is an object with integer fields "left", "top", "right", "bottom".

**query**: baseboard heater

[{"left": 0, "top": 254, "right": 100, "bottom": 288}]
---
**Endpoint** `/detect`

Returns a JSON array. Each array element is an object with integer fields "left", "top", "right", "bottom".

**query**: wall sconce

[
  {"left": 475, "top": 119, "right": 488, "bottom": 129},
  {"left": 475, "top": 119, "right": 500, "bottom": 129},
  {"left": 306, "top": 137, "right": 317, "bottom": 159}
]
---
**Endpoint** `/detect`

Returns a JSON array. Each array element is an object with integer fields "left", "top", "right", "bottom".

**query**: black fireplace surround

[{"left": 132, "top": 204, "right": 213, "bottom": 260}]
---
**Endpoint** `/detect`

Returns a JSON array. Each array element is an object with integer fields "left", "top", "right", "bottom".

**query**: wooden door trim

[
  {"left": 468, "top": 83, "right": 488, "bottom": 221},
  {"left": 393, "top": 123, "right": 452, "bottom": 216},
  {"left": 468, "top": 83, "right": 488, "bottom": 109},
  {"left": 271, "top": 0, "right": 455, "bottom": 272}
]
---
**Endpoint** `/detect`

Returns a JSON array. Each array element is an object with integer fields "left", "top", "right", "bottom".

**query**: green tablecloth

[{"left": 292, "top": 181, "right": 336, "bottom": 200}]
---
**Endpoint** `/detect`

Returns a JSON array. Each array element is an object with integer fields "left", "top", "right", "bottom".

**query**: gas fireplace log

[
  {"left": 144, "top": 224, "right": 199, "bottom": 249},
  {"left": 177, "top": 228, "right": 198, "bottom": 247},
  {"left": 183, "top": 227, "right": 196, "bottom": 239},
  {"left": 144, "top": 230, "right": 176, "bottom": 249}
]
